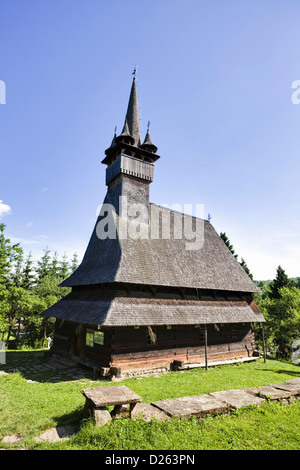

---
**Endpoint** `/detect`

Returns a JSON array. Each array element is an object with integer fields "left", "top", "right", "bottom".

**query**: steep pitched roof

[{"left": 60, "top": 201, "right": 260, "bottom": 294}]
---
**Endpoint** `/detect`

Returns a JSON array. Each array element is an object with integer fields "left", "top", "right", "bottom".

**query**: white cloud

[{"left": 0, "top": 200, "right": 12, "bottom": 219}]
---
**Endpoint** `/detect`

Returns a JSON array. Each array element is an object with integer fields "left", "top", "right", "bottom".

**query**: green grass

[
  {"left": 70, "top": 401, "right": 300, "bottom": 450},
  {"left": 0, "top": 350, "right": 299, "bottom": 450}
]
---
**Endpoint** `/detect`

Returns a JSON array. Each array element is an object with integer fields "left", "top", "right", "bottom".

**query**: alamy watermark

[
  {"left": 95, "top": 197, "right": 205, "bottom": 251},
  {"left": 0, "top": 80, "right": 6, "bottom": 104},
  {"left": 291, "top": 80, "right": 300, "bottom": 104},
  {"left": 0, "top": 341, "right": 6, "bottom": 365}
]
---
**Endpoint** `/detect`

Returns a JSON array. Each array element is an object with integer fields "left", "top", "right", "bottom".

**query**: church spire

[
  {"left": 102, "top": 76, "right": 160, "bottom": 167},
  {"left": 123, "top": 77, "right": 141, "bottom": 147},
  {"left": 140, "top": 122, "right": 158, "bottom": 154}
]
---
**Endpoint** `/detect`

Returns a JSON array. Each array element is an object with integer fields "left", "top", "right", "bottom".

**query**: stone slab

[
  {"left": 34, "top": 425, "right": 78, "bottom": 443},
  {"left": 209, "top": 389, "right": 265, "bottom": 409},
  {"left": 246, "top": 385, "right": 292, "bottom": 400},
  {"left": 131, "top": 403, "right": 170, "bottom": 422},
  {"left": 284, "top": 378, "right": 300, "bottom": 385},
  {"left": 81, "top": 385, "right": 142, "bottom": 407},
  {"left": 152, "top": 394, "right": 229, "bottom": 419},
  {"left": 272, "top": 382, "right": 300, "bottom": 395},
  {"left": 1, "top": 433, "right": 23, "bottom": 444}
]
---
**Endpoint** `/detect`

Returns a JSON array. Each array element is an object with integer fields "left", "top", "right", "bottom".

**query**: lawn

[{"left": 0, "top": 350, "right": 299, "bottom": 450}]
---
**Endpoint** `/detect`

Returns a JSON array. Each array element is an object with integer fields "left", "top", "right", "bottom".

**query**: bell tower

[{"left": 101, "top": 77, "right": 160, "bottom": 212}]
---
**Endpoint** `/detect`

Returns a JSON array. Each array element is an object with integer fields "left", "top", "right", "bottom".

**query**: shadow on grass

[
  {"left": 257, "top": 356, "right": 300, "bottom": 377},
  {"left": 258, "top": 368, "right": 300, "bottom": 377},
  {"left": 53, "top": 407, "right": 84, "bottom": 429},
  {"left": 0, "top": 349, "right": 98, "bottom": 384}
]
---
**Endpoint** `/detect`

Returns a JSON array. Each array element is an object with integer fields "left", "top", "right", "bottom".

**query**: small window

[
  {"left": 86, "top": 329, "right": 94, "bottom": 347},
  {"left": 94, "top": 331, "right": 105, "bottom": 345},
  {"left": 86, "top": 329, "right": 104, "bottom": 347}
]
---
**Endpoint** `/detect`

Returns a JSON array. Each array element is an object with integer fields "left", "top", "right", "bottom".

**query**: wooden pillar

[
  {"left": 261, "top": 323, "right": 266, "bottom": 363},
  {"left": 204, "top": 324, "right": 208, "bottom": 370}
]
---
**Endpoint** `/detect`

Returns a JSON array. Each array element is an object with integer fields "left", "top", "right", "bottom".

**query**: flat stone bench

[{"left": 81, "top": 385, "right": 142, "bottom": 425}]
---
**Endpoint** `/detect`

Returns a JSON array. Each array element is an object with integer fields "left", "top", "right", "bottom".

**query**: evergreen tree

[
  {"left": 11, "top": 249, "right": 24, "bottom": 287},
  {"left": 58, "top": 252, "right": 70, "bottom": 280},
  {"left": 219, "top": 232, "right": 238, "bottom": 259},
  {"left": 0, "top": 223, "right": 23, "bottom": 285},
  {"left": 240, "top": 257, "right": 253, "bottom": 280},
  {"left": 21, "top": 252, "right": 35, "bottom": 291},
  {"left": 269, "top": 265, "right": 292, "bottom": 300},
  {"left": 220, "top": 231, "right": 254, "bottom": 280},
  {"left": 70, "top": 252, "right": 79, "bottom": 272},
  {"left": 49, "top": 251, "right": 59, "bottom": 277},
  {"left": 36, "top": 247, "right": 51, "bottom": 281}
]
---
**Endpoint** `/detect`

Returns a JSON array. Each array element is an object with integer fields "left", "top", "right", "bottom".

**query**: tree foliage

[
  {"left": 0, "top": 224, "right": 78, "bottom": 348},
  {"left": 219, "top": 231, "right": 300, "bottom": 356},
  {"left": 256, "top": 268, "right": 300, "bottom": 354},
  {"left": 269, "top": 265, "right": 292, "bottom": 300},
  {"left": 219, "top": 232, "right": 253, "bottom": 279}
]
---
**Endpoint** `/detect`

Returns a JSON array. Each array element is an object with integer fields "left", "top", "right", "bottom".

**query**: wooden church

[{"left": 43, "top": 77, "right": 265, "bottom": 377}]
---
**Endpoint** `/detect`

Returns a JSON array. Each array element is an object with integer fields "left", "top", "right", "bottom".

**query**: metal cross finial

[
  {"left": 147, "top": 120, "right": 150, "bottom": 130},
  {"left": 207, "top": 213, "right": 212, "bottom": 223},
  {"left": 132, "top": 65, "right": 138, "bottom": 77}
]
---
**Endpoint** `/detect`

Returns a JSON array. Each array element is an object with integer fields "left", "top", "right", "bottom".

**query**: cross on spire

[{"left": 132, "top": 65, "right": 138, "bottom": 77}]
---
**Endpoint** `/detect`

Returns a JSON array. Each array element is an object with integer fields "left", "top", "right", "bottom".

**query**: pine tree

[
  {"left": 21, "top": 252, "right": 35, "bottom": 291},
  {"left": 269, "top": 265, "right": 292, "bottom": 300},
  {"left": 220, "top": 231, "right": 254, "bottom": 280},
  {"left": 11, "top": 253, "right": 24, "bottom": 287},
  {"left": 36, "top": 247, "right": 51, "bottom": 281},
  {"left": 59, "top": 252, "right": 70, "bottom": 280},
  {"left": 0, "top": 223, "right": 23, "bottom": 285},
  {"left": 220, "top": 232, "right": 238, "bottom": 258},
  {"left": 240, "top": 257, "right": 253, "bottom": 280},
  {"left": 70, "top": 252, "right": 79, "bottom": 272},
  {"left": 49, "top": 251, "right": 59, "bottom": 277}
]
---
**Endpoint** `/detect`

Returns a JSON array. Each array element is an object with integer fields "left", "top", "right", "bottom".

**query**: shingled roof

[
  {"left": 43, "top": 294, "right": 264, "bottom": 326},
  {"left": 60, "top": 201, "right": 260, "bottom": 294}
]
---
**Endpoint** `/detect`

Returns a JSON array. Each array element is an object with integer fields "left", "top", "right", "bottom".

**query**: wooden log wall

[
  {"left": 110, "top": 324, "right": 255, "bottom": 372},
  {"left": 52, "top": 321, "right": 256, "bottom": 374}
]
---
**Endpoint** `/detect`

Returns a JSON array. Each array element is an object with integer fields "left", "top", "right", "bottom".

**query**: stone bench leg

[
  {"left": 94, "top": 407, "right": 112, "bottom": 426},
  {"left": 129, "top": 403, "right": 137, "bottom": 418},
  {"left": 83, "top": 397, "right": 94, "bottom": 417}
]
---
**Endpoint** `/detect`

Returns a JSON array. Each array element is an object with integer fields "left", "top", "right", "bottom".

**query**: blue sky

[{"left": 1, "top": 0, "right": 300, "bottom": 280}]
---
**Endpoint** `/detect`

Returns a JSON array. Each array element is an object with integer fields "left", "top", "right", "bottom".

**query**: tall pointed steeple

[
  {"left": 102, "top": 77, "right": 160, "bottom": 173},
  {"left": 123, "top": 77, "right": 141, "bottom": 147}
]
